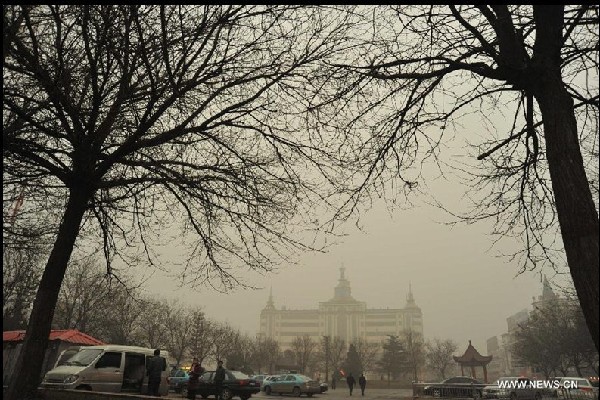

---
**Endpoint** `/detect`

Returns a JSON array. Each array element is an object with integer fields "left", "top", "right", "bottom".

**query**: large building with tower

[{"left": 258, "top": 268, "right": 423, "bottom": 349}]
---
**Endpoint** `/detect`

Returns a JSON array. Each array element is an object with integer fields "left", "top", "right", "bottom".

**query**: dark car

[
  {"left": 424, "top": 376, "right": 484, "bottom": 398},
  {"left": 168, "top": 368, "right": 190, "bottom": 393},
  {"left": 183, "top": 370, "right": 260, "bottom": 400}
]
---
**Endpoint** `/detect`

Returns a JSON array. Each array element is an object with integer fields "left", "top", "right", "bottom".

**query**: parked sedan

[
  {"left": 168, "top": 368, "right": 190, "bottom": 393},
  {"left": 261, "top": 375, "right": 281, "bottom": 392},
  {"left": 556, "top": 377, "right": 598, "bottom": 400},
  {"left": 263, "top": 374, "right": 321, "bottom": 397},
  {"left": 183, "top": 370, "right": 261, "bottom": 400},
  {"left": 482, "top": 377, "right": 541, "bottom": 400},
  {"left": 424, "top": 376, "right": 484, "bottom": 398}
]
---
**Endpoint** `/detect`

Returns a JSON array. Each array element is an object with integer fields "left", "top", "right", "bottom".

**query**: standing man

[
  {"left": 346, "top": 373, "right": 356, "bottom": 396},
  {"left": 147, "top": 349, "right": 166, "bottom": 396},
  {"left": 359, "top": 373, "right": 367, "bottom": 396},
  {"left": 214, "top": 360, "right": 226, "bottom": 400},
  {"left": 331, "top": 370, "right": 338, "bottom": 390}
]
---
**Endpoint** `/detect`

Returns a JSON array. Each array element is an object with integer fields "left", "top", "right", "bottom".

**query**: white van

[{"left": 40, "top": 345, "right": 170, "bottom": 395}]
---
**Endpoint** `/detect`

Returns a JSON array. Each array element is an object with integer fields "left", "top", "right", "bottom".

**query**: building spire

[
  {"left": 405, "top": 282, "right": 418, "bottom": 308},
  {"left": 265, "top": 286, "right": 275, "bottom": 310}
]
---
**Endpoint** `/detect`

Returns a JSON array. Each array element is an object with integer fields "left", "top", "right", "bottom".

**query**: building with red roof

[{"left": 3, "top": 329, "right": 104, "bottom": 386}]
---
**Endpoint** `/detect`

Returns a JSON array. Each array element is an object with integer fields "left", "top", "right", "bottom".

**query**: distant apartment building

[
  {"left": 486, "top": 277, "right": 559, "bottom": 379},
  {"left": 258, "top": 268, "right": 423, "bottom": 349}
]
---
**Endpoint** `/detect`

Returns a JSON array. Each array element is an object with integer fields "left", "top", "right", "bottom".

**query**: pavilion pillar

[
  {"left": 461, "top": 365, "right": 464, "bottom": 376},
  {"left": 471, "top": 366, "right": 476, "bottom": 379},
  {"left": 483, "top": 365, "right": 488, "bottom": 383}
]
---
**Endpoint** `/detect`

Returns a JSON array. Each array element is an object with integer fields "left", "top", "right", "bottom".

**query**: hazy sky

[{"left": 142, "top": 169, "right": 566, "bottom": 354}]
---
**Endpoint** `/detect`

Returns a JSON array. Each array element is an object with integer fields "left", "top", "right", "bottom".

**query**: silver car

[{"left": 264, "top": 374, "right": 321, "bottom": 397}]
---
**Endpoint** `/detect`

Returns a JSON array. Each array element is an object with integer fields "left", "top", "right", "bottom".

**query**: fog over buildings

[{"left": 143, "top": 187, "right": 567, "bottom": 353}]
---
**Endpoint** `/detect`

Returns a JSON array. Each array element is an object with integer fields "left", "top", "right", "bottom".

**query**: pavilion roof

[{"left": 453, "top": 340, "right": 492, "bottom": 365}]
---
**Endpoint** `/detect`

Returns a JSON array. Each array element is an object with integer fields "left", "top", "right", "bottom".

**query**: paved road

[{"left": 166, "top": 389, "right": 413, "bottom": 400}]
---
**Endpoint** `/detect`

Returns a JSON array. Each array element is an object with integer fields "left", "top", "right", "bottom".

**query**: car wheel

[
  {"left": 535, "top": 393, "right": 542, "bottom": 400},
  {"left": 308, "top": 394, "right": 313, "bottom": 398},
  {"left": 510, "top": 393, "right": 517, "bottom": 400},
  {"left": 181, "top": 387, "right": 188, "bottom": 397},
  {"left": 473, "top": 390, "right": 482, "bottom": 399},
  {"left": 222, "top": 388, "right": 233, "bottom": 400},
  {"left": 293, "top": 387, "right": 301, "bottom": 397},
  {"left": 433, "top": 389, "right": 441, "bottom": 398},
  {"left": 266, "top": 387, "right": 272, "bottom": 395}
]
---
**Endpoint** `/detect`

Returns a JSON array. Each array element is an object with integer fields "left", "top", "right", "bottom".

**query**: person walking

[
  {"left": 347, "top": 373, "right": 356, "bottom": 396},
  {"left": 146, "top": 349, "right": 166, "bottom": 396},
  {"left": 214, "top": 360, "right": 226, "bottom": 400},
  {"left": 359, "top": 374, "right": 366, "bottom": 396},
  {"left": 187, "top": 357, "right": 205, "bottom": 399},
  {"left": 331, "top": 370, "right": 338, "bottom": 390}
]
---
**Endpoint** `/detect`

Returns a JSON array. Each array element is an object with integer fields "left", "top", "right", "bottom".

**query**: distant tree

[
  {"left": 225, "top": 333, "right": 254, "bottom": 374},
  {"left": 3, "top": 5, "right": 358, "bottom": 398},
  {"left": 188, "top": 310, "right": 214, "bottom": 365},
  {"left": 100, "top": 286, "right": 145, "bottom": 345},
  {"left": 378, "top": 335, "right": 404, "bottom": 381},
  {"left": 315, "top": 337, "right": 329, "bottom": 381},
  {"left": 354, "top": 338, "right": 380, "bottom": 374},
  {"left": 291, "top": 335, "right": 317, "bottom": 374},
  {"left": 52, "top": 256, "right": 116, "bottom": 336},
  {"left": 328, "top": 337, "right": 347, "bottom": 376},
  {"left": 251, "top": 336, "right": 280, "bottom": 374},
  {"left": 211, "top": 323, "right": 239, "bottom": 364},
  {"left": 512, "top": 298, "right": 598, "bottom": 377},
  {"left": 164, "top": 301, "right": 194, "bottom": 367},
  {"left": 401, "top": 330, "right": 425, "bottom": 381},
  {"left": 136, "top": 298, "right": 170, "bottom": 350},
  {"left": 425, "top": 338, "right": 458, "bottom": 380},
  {"left": 2, "top": 227, "right": 45, "bottom": 330},
  {"left": 341, "top": 343, "right": 363, "bottom": 378}
]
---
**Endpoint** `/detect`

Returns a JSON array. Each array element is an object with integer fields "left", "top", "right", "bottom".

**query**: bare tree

[
  {"left": 136, "top": 298, "right": 170, "bottom": 350},
  {"left": 211, "top": 323, "right": 239, "bottom": 364},
  {"left": 252, "top": 336, "right": 280, "bottom": 374},
  {"left": 164, "top": 301, "right": 194, "bottom": 367},
  {"left": 324, "top": 5, "right": 599, "bottom": 350},
  {"left": 354, "top": 337, "right": 380, "bottom": 374},
  {"left": 512, "top": 298, "right": 598, "bottom": 378},
  {"left": 2, "top": 228, "right": 45, "bottom": 330},
  {"left": 425, "top": 338, "right": 458, "bottom": 380},
  {"left": 52, "top": 256, "right": 118, "bottom": 335},
  {"left": 188, "top": 310, "right": 214, "bottom": 365},
  {"left": 291, "top": 335, "right": 318, "bottom": 374},
  {"left": 328, "top": 336, "right": 347, "bottom": 375},
  {"left": 401, "top": 330, "right": 425, "bottom": 381},
  {"left": 3, "top": 5, "right": 358, "bottom": 397}
]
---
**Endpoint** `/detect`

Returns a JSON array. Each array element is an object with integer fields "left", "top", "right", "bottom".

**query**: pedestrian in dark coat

[
  {"left": 146, "top": 349, "right": 166, "bottom": 396},
  {"left": 359, "top": 374, "right": 367, "bottom": 396},
  {"left": 346, "top": 373, "right": 356, "bottom": 396},
  {"left": 187, "top": 357, "right": 205, "bottom": 399},
  {"left": 214, "top": 360, "right": 226, "bottom": 400}
]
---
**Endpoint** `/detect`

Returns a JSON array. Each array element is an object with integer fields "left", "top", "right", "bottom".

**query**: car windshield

[{"left": 63, "top": 348, "right": 103, "bottom": 367}]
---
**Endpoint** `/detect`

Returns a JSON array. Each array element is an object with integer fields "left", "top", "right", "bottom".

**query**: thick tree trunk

[
  {"left": 532, "top": 6, "right": 600, "bottom": 352},
  {"left": 5, "top": 188, "right": 91, "bottom": 400}
]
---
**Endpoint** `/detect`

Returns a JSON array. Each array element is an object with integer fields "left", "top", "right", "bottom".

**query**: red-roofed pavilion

[{"left": 453, "top": 340, "right": 493, "bottom": 383}]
